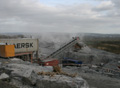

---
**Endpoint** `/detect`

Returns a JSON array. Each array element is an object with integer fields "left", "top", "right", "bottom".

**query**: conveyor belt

[{"left": 46, "top": 37, "right": 79, "bottom": 58}]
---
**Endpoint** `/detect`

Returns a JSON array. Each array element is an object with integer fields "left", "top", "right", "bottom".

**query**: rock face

[{"left": 0, "top": 58, "right": 89, "bottom": 88}]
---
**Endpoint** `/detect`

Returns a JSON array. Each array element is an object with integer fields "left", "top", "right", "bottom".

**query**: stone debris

[
  {"left": 36, "top": 65, "right": 78, "bottom": 78},
  {"left": 36, "top": 75, "right": 89, "bottom": 88},
  {"left": 0, "top": 58, "right": 89, "bottom": 88},
  {"left": 62, "top": 66, "right": 120, "bottom": 88},
  {"left": 1, "top": 36, "right": 120, "bottom": 88},
  {"left": 0, "top": 73, "right": 9, "bottom": 80},
  {"left": 37, "top": 71, "right": 78, "bottom": 78},
  {"left": 79, "top": 46, "right": 91, "bottom": 54}
]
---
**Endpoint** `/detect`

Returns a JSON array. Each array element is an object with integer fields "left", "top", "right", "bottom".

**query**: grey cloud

[
  {"left": 95, "top": 0, "right": 120, "bottom": 17},
  {"left": 111, "top": 0, "right": 120, "bottom": 8},
  {"left": 93, "top": 1, "right": 114, "bottom": 11},
  {"left": 0, "top": 0, "right": 120, "bottom": 34}
]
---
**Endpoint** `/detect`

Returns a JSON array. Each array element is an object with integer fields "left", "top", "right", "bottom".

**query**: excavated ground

[
  {"left": 37, "top": 36, "right": 120, "bottom": 88},
  {"left": 1, "top": 34, "right": 120, "bottom": 88},
  {"left": 62, "top": 67, "right": 120, "bottom": 88},
  {"left": 0, "top": 58, "right": 89, "bottom": 88}
]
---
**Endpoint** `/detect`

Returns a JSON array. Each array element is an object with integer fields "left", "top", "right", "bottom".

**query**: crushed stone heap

[{"left": 0, "top": 58, "right": 89, "bottom": 88}]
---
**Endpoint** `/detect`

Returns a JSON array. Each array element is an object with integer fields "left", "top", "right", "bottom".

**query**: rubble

[
  {"left": 0, "top": 73, "right": 9, "bottom": 80},
  {"left": 78, "top": 45, "right": 91, "bottom": 54},
  {"left": 62, "top": 66, "right": 120, "bottom": 88},
  {"left": 0, "top": 58, "right": 89, "bottom": 88},
  {"left": 0, "top": 35, "right": 120, "bottom": 88},
  {"left": 36, "top": 75, "right": 89, "bottom": 88}
]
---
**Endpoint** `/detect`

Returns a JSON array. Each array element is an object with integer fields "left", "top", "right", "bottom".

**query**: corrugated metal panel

[{"left": 0, "top": 39, "right": 38, "bottom": 53}]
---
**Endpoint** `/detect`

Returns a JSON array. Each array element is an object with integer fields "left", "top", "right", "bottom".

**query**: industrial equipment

[
  {"left": 62, "top": 58, "right": 82, "bottom": 67},
  {"left": 0, "top": 38, "right": 39, "bottom": 63},
  {"left": 39, "top": 59, "right": 59, "bottom": 66},
  {"left": 41, "top": 37, "right": 82, "bottom": 66},
  {"left": 45, "top": 37, "right": 80, "bottom": 59},
  {"left": 0, "top": 39, "right": 39, "bottom": 53}
]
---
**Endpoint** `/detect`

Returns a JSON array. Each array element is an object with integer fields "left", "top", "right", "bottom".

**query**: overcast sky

[{"left": 0, "top": 0, "right": 120, "bottom": 34}]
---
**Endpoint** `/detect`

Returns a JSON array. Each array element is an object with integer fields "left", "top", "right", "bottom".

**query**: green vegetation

[
  {"left": 85, "top": 40, "right": 120, "bottom": 54},
  {"left": 0, "top": 34, "right": 25, "bottom": 39}
]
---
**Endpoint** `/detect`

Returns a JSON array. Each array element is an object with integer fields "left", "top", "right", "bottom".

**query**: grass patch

[{"left": 85, "top": 40, "right": 120, "bottom": 54}]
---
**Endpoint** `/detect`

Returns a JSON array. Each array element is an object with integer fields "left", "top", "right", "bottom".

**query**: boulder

[
  {"left": 10, "top": 77, "right": 33, "bottom": 88},
  {"left": 22, "top": 69, "right": 37, "bottom": 85},
  {"left": 0, "top": 73, "right": 9, "bottom": 80},
  {"left": 3, "top": 60, "right": 89, "bottom": 88}
]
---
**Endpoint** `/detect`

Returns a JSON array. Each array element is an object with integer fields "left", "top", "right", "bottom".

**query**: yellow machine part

[{"left": 0, "top": 45, "right": 15, "bottom": 57}]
